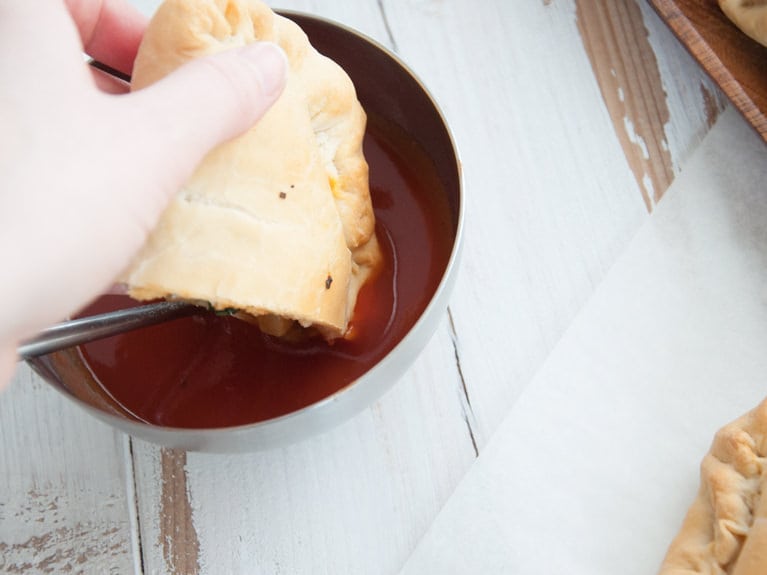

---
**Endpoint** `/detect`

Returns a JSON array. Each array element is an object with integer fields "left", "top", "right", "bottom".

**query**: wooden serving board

[{"left": 648, "top": 0, "right": 767, "bottom": 143}]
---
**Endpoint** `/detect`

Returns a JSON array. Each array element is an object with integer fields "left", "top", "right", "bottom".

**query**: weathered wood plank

[
  {"left": 378, "top": 0, "right": 651, "bottom": 444},
  {"left": 647, "top": 0, "right": 767, "bottom": 145},
  {"left": 572, "top": 0, "right": 728, "bottom": 205},
  {"left": 638, "top": 1, "right": 728, "bottom": 169},
  {"left": 576, "top": 0, "right": 675, "bottom": 210},
  {"left": 131, "top": 446, "right": 202, "bottom": 575},
  {"left": 0, "top": 365, "right": 136, "bottom": 574}
]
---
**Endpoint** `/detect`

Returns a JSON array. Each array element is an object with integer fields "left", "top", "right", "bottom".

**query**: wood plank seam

[
  {"left": 448, "top": 307, "right": 479, "bottom": 457},
  {"left": 125, "top": 437, "right": 147, "bottom": 575},
  {"left": 575, "top": 0, "right": 675, "bottom": 211},
  {"left": 376, "top": 0, "right": 399, "bottom": 51}
]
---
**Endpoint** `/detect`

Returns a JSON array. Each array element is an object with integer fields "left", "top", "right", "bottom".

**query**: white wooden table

[{"left": 0, "top": 1, "right": 750, "bottom": 573}]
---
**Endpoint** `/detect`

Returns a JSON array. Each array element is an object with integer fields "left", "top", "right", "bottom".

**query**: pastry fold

[
  {"left": 122, "top": 0, "right": 381, "bottom": 339},
  {"left": 659, "top": 397, "right": 767, "bottom": 575}
]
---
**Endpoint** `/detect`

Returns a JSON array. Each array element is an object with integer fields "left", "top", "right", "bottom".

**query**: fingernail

[{"left": 241, "top": 42, "right": 288, "bottom": 99}]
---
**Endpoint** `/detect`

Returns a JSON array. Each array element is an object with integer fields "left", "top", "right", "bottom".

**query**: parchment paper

[{"left": 401, "top": 107, "right": 767, "bottom": 574}]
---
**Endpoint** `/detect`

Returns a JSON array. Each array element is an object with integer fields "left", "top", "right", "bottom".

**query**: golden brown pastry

[
  {"left": 122, "top": 0, "right": 381, "bottom": 340},
  {"left": 658, "top": 397, "right": 767, "bottom": 574},
  {"left": 719, "top": 0, "right": 767, "bottom": 48}
]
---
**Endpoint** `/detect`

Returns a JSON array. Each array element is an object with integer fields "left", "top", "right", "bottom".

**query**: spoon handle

[{"left": 18, "top": 301, "right": 202, "bottom": 360}]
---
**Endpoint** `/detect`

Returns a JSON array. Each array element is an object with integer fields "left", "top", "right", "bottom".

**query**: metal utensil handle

[{"left": 18, "top": 301, "right": 202, "bottom": 359}]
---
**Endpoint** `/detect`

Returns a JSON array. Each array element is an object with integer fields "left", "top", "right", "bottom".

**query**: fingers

[
  {"left": 65, "top": 0, "right": 147, "bottom": 74},
  {"left": 123, "top": 42, "right": 288, "bottom": 191}
]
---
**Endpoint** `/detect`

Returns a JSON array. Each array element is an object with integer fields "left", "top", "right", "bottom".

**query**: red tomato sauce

[{"left": 76, "top": 116, "right": 455, "bottom": 428}]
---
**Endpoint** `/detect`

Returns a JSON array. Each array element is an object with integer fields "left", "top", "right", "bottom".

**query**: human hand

[{"left": 0, "top": 0, "right": 288, "bottom": 386}]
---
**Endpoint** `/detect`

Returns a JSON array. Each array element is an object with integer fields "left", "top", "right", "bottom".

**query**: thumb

[{"left": 122, "top": 41, "right": 288, "bottom": 184}]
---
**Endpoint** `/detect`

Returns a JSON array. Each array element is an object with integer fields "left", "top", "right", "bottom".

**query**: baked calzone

[
  {"left": 122, "top": 0, "right": 381, "bottom": 340},
  {"left": 719, "top": 0, "right": 767, "bottom": 48},
  {"left": 658, "top": 397, "right": 767, "bottom": 575}
]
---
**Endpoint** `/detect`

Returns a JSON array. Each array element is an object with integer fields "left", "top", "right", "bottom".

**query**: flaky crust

[
  {"left": 719, "top": 0, "right": 767, "bottom": 48},
  {"left": 658, "top": 397, "right": 767, "bottom": 575},
  {"left": 123, "top": 0, "right": 381, "bottom": 339}
]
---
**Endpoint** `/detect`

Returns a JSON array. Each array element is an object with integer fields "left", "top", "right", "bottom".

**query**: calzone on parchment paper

[
  {"left": 659, "top": 396, "right": 767, "bottom": 575},
  {"left": 122, "top": 0, "right": 381, "bottom": 340}
]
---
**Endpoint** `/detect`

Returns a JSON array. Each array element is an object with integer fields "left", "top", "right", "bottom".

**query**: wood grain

[
  {"left": 637, "top": 1, "right": 728, "bottom": 167},
  {"left": 0, "top": 365, "right": 135, "bottom": 574},
  {"left": 576, "top": 0, "right": 674, "bottom": 211},
  {"left": 648, "top": 0, "right": 767, "bottom": 144},
  {"left": 159, "top": 450, "right": 200, "bottom": 575}
]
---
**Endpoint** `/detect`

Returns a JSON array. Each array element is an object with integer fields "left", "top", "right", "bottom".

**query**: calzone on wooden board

[
  {"left": 658, "top": 396, "right": 767, "bottom": 575},
  {"left": 122, "top": 0, "right": 381, "bottom": 340},
  {"left": 720, "top": 0, "right": 767, "bottom": 48}
]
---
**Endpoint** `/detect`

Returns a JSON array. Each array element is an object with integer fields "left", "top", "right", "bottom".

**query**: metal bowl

[{"left": 27, "top": 12, "right": 463, "bottom": 452}]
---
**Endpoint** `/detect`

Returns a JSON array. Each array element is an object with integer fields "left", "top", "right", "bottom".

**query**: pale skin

[{"left": 0, "top": 0, "right": 288, "bottom": 386}]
